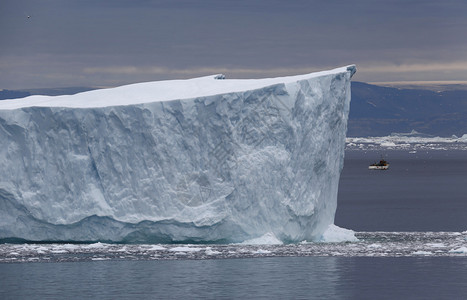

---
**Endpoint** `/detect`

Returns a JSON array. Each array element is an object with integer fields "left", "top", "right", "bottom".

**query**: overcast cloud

[{"left": 1, "top": 0, "right": 467, "bottom": 89}]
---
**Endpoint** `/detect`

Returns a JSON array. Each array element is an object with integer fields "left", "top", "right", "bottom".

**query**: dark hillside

[
  {"left": 0, "top": 87, "right": 96, "bottom": 100},
  {"left": 348, "top": 82, "right": 467, "bottom": 137}
]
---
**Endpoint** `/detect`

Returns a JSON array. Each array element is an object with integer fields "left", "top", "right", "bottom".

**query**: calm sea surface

[
  {"left": 336, "top": 149, "right": 467, "bottom": 232},
  {"left": 1, "top": 149, "right": 466, "bottom": 299},
  {"left": 1, "top": 257, "right": 467, "bottom": 299}
]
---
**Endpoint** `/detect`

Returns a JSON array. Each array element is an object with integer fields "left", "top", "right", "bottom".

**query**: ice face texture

[{"left": 0, "top": 66, "right": 355, "bottom": 243}]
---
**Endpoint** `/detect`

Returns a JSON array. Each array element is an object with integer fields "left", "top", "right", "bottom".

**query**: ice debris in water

[
  {"left": 346, "top": 131, "right": 467, "bottom": 151},
  {"left": 319, "top": 224, "right": 359, "bottom": 242},
  {"left": 448, "top": 247, "right": 467, "bottom": 254},
  {"left": 1, "top": 232, "right": 466, "bottom": 263}
]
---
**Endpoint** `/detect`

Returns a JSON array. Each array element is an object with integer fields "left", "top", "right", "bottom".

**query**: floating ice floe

[
  {"left": 169, "top": 246, "right": 203, "bottom": 253},
  {"left": 205, "top": 247, "right": 222, "bottom": 255},
  {"left": 448, "top": 247, "right": 467, "bottom": 254},
  {"left": 252, "top": 249, "right": 272, "bottom": 254},
  {"left": 145, "top": 245, "right": 166, "bottom": 251},
  {"left": 346, "top": 131, "right": 467, "bottom": 151},
  {"left": 412, "top": 251, "right": 433, "bottom": 255},
  {"left": 319, "top": 224, "right": 359, "bottom": 242}
]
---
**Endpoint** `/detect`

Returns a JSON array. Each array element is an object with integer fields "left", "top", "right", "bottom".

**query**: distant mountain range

[
  {"left": 2, "top": 82, "right": 467, "bottom": 137},
  {"left": 0, "top": 87, "right": 97, "bottom": 99},
  {"left": 348, "top": 82, "right": 467, "bottom": 137}
]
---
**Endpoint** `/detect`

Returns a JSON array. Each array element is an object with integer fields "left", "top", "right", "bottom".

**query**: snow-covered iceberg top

[
  {"left": 0, "top": 65, "right": 355, "bottom": 243},
  {"left": 0, "top": 65, "right": 355, "bottom": 109}
]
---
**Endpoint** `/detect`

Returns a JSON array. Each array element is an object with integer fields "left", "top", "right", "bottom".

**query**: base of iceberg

[
  {"left": 241, "top": 233, "right": 284, "bottom": 245},
  {"left": 0, "top": 66, "right": 355, "bottom": 243},
  {"left": 1, "top": 231, "right": 466, "bottom": 263},
  {"left": 318, "top": 224, "right": 358, "bottom": 243}
]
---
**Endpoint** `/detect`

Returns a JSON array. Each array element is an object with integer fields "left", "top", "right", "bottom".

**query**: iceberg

[{"left": 0, "top": 65, "right": 355, "bottom": 243}]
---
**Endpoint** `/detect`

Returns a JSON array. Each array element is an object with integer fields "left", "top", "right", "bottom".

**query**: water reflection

[
  {"left": 2, "top": 257, "right": 467, "bottom": 299},
  {"left": 0, "top": 257, "right": 342, "bottom": 299}
]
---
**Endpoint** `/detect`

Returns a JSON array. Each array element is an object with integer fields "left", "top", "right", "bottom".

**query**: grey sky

[{"left": 1, "top": 0, "right": 467, "bottom": 89}]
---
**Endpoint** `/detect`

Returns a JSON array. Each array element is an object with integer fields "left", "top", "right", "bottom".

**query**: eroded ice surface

[{"left": 0, "top": 66, "right": 355, "bottom": 243}]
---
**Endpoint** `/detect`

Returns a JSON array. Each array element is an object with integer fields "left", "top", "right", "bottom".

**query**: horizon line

[
  {"left": 3, "top": 80, "right": 467, "bottom": 92},
  {"left": 369, "top": 80, "right": 467, "bottom": 85}
]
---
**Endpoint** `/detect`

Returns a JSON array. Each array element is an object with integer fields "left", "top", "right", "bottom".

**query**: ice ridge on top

[
  {"left": 0, "top": 66, "right": 355, "bottom": 109},
  {"left": 0, "top": 65, "right": 355, "bottom": 243}
]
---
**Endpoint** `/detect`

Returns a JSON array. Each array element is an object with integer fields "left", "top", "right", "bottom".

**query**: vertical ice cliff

[{"left": 0, "top": 65, "right": 355, "bottom": 243}]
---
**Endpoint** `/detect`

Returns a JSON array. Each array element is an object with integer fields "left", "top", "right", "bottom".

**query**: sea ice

[
  {"left": 205, "top": 247, "right": 222, "bottom": 255},
  {"left": 252, "top": 249, "right": 272, "bottom": 254},
  {"left": 1, "top": 232, "right": 467, "bottom": 262},
  {"left": 379, "top": 141, "right": 397, "bottom": 147},
  {"left": 169, "top": 246, "right": 202, "bottom": 253},
  {"left": 145, "top": 245, "right": 166, "bottom": 251},
  {"left": 448, "top": 247, "right": 467, "bottom": 254},
  {"left": 346, "top": 131, "right": 467, "bottom": 151},
  {"left": 412, "top": 251, "right": 433, "bottom": 255}
]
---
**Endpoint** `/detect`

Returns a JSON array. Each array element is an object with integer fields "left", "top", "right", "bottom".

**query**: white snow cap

[{"left": 0, "top": 65, "right": 356, "bottom": 110}]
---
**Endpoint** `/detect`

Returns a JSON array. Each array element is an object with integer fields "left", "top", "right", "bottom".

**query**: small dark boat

[{"left": 369, "top": 158, "right": 389, "bottom": 170}]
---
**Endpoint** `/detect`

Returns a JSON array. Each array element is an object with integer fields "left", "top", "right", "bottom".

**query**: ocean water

[
  {"left": 1, "top": 149, "right": 466, "bottom": 299},
  {"left": 336, "top": 149, "right": 467, "bottom": 232},
  {"left": 2, "top": 257, "right": 467, "bottom": 299}
]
